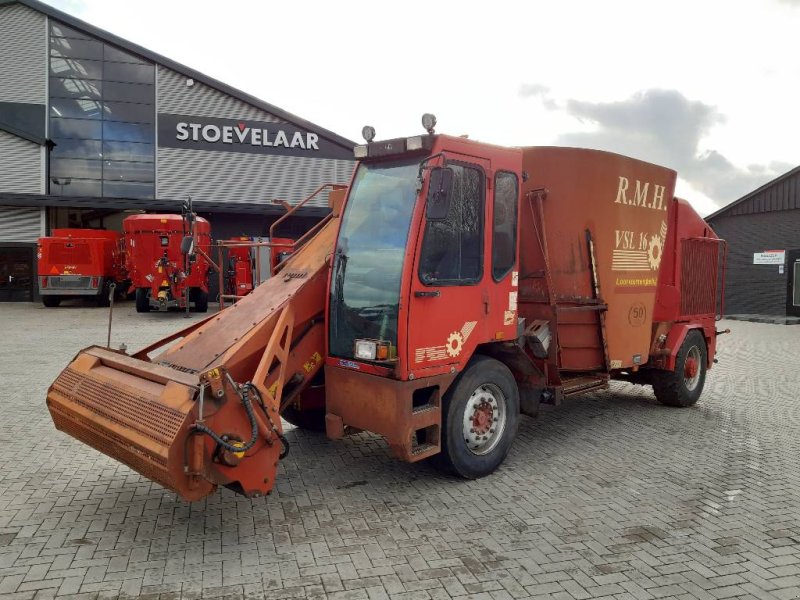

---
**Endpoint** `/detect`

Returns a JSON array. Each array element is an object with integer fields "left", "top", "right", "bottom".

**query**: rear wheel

[
  {"left": 42, "top": 296, "right": 61, "bottom": 308},
  {"left": 433, "top": 355, "right": 520, "bottom": 478},
  {"left": 135, "top": 288, "right": 150, "bottom": 313},
  {"left": 190, "top": 288, "right": 208, "bottom": 313},
  {"left": 652, "top": 329, "right": 707, "bottom": 407}
]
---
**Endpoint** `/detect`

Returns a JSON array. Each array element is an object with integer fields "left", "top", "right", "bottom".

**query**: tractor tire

[
  {"left": 281, "top": 406, "right": 327, "bottom": 432},
  {"left": 42, "top": 296, "right": 61, "bottom": 308},
  {"left": 135, "top": 288, "right": 150, "bottom": 313},
  {"left": 652, "top": 329, "right": 707, "bottom": 408},
  {"left": 190, "top": 288, "right": 209, "bottom": 313},
  {"left": 432, "top": 355, "right": 520, "bottom": 479}
]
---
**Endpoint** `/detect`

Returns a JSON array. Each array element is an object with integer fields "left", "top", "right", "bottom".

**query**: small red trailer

[
  {"left": 123, "top": 214, "right": 212, "bottom": 313},
  {"left": 37, "top": 228, "right": 126, "bottom": 307}
]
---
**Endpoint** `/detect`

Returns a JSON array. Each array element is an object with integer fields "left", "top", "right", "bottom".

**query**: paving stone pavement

[{"left": 1, "top": 301, "right": 799, "bottom": 600}]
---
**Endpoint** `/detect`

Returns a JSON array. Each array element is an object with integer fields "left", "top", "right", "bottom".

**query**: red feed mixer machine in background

[
  {"left": 123, "top": 212, "right": 213, "bottom": 313},
  {"left": 219, "top": 235, "right": 294, "bottom": 306},
  {"left": 37, "top": 228, "right": 127, "bottom": 307}
]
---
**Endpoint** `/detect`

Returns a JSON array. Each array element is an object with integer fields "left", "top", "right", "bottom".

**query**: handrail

[{"left": 269, "top": 183, "right": 347, "bottom": 245}]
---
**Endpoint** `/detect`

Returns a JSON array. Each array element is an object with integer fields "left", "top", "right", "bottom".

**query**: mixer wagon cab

[{"left": 46, "top": 115, "right": 728, "bottom": 500}]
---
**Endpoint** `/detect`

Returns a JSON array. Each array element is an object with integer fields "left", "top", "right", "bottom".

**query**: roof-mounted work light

[
  {"left": 362, "top": 126, "right": 376, "bottom": 143},
  {"left": 421, "top": 113, "right": 437, "bottom": 134}
]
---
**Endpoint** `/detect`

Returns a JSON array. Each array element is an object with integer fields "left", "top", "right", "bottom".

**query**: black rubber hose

[{"left": 193, "top": 383, "right": 258, "bottom": 453}]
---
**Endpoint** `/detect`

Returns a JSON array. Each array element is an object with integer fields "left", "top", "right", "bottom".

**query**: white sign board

[{"left": 753, "top": 250, "right": 785, "bottom": 265}]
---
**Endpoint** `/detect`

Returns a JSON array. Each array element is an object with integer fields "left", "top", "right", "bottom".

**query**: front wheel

[
  {"left": 652, "top": 329, "right": 707, "bottom": 407},
  {"left": 95, "top": 285, "right": 110, "bottom": 307},
  {"left": 433, "top": 355, "right": 520, "bottom": 479},
  {"left": 135, "top": 288, "right": 150, "bottom": 313}
]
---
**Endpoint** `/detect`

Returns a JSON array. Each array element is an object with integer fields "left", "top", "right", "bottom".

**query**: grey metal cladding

[
  {"left": 710, "top": 210, "right": 800, "bottom": 316},
  {"left": 158, "top": 66, "right": 282, "bottom": 122},
  {"left": 0, "top": 131, "right": 42, "bottom": 194},
  {"left": 0, "top": 4, "right": 46, "bottom": 104},
  {"left": 709, "top": 166, "right": 800, "bottom": 219},
  {"left": 0, "top": 206, "right": 43, "bottom": 242},
  {"left": 157, "top": 148, "right": 354, "bottom": 208}
]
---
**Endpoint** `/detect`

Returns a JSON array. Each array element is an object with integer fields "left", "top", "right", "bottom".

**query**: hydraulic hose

[{"left": 193, "top": 382, "right": 259, "bottom": 453}]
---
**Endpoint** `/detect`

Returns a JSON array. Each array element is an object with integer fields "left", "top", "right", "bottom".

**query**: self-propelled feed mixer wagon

[{"left": 46, "top": 117, "right": 727, "bottom": 501}]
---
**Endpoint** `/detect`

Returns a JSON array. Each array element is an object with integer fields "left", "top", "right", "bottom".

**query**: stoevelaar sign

[{"left": 157, "top": 113, "right": 353, "bottom": 160}]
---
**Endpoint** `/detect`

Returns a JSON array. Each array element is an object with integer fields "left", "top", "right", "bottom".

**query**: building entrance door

[
  {"left": 787, "top": 249, "right": 800, "bottom": 317},
  {"left": 0, "top": 246, "right": 34, "bottom": 302}
]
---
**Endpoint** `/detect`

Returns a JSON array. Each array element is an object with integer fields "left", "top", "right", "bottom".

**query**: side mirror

[
  {"left": 180, "top": 235, "right": 195, "bottom": 255},
  {"left": 425, "top": 167, "right": 454, "bottom": 221}
]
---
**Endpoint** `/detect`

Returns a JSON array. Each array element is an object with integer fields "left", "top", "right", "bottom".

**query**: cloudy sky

[{"left": 45, "top": 0, "right": 800, "bottom": 216}]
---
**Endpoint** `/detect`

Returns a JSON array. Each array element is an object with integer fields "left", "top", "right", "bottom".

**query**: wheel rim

[
  {"left": 462, "top": 383, "right": 507, "bottom": 455},
  {"left": 684, "top": 346, "right": 701, "bottom": 391}
]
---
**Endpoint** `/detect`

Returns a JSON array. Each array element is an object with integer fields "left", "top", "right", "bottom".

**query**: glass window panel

[
  {"left": 102, "top": 141, "right": 154, "bottom": 162},
  {"left": 103, "top": 160, "right": 154, "bottom": 183},
  {"left": 103, "top": 101, "right": 153, "bottom": 124},
  {"left": 51, "top": 117, "right": 102, "bottom": 140},
  {"left": 50, "top": 177, "right": 102, "bottom": 197},
  {"left": 50, "top": 139, "right": 103, "bottom": 159},
  {"left": 50, "top": 158, "right": 102, "bottom": 180},
  {"left": 102, "top": 180, "right": 154, "bottom": 199},
  {"left": 103, "top": 121, "right": 153, "bottom": 143},
  {"left": 491, "top": 172, "right": 518, "bottom": 281},
  {"left": 103, "top": 44, "right": 147, "bottom": 65},
  {"left": 103, "top": 81, "right": 154, "bottom": 103},
  {"left": 103, "top": 62, "right": 154, "bottom": 84},
  {"left": 50, "top": 77, "right": 102, "bottom": 99},
  {"left": 50, "top": 22, "right": 93, "bottom": 40},
  {"left": 49, "top": 56, "right": 103, "bottom": 80},
  {"left": 50, "top": 36, "right": 103, "bottom": 60},
  {"left": 419, "top": 164, "right": 484, "bottom": 284},
  {"left": 50, "top": 97, "right": 102, "bottom": 120}
]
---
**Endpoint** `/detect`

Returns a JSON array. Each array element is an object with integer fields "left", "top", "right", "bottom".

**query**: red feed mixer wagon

[
  {"left": 37, "top": 228, "right": 127, "bottom": 307},
  {"left": 123, "top": 213, "right": 212, "bottom": 313},
  {"left": 46, "top": 116, "right": 729, "bottom": 502}
]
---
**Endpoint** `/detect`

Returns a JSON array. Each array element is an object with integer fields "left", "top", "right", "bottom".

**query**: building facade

[
  {"left": 707, "top": 167, "right": 800, "bottom": 318},
  {"left": 0, "top": 0, "right": 355, "bottom": 301}
]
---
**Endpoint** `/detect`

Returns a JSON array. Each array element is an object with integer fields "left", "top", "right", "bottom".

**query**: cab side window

[
  {"left": 419, "top": 164, "right": 484, "bottom": 285},
  {"left": 492, "top": 172, "right": 518, "bottom": 280}
]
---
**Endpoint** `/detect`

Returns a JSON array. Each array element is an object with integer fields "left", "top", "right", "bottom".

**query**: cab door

[{"left": 405, "top": 154, "right": 491, "bottom": 377}]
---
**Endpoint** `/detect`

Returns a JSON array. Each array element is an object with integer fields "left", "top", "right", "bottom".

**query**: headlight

[
  {"left": 354, "top": 339, "right": 392, "bottom": 361},
  {"left": 354, "top": 339, "right": 377, "bottom": 360}
]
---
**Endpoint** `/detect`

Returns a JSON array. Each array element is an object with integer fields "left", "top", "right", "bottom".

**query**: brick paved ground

[{"left": 1, "top": 301, "right": 799, "bottom": 600}]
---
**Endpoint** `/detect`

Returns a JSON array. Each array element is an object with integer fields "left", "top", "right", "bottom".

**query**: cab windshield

[{"left": 329, "top": 158, "right": 420, "bottom": 361}]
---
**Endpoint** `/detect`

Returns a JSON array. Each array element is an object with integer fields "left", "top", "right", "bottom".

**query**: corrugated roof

[
  {"left": 707, "top": 164, "right": 800, "bottom": 220},
  {"left": 0, "top": 0, "right": 356, "bottom": 151}
]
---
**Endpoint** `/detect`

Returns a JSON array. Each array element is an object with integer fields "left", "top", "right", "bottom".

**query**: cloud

[
  {"left": 524, "top": 88, "right": 793, "bottom": 208},
  {"left": 518, "top": 83, "right": 550, "bottom": 98},
  {"left": 518, "top": 83, "right": 557, "bottom": 110}
]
